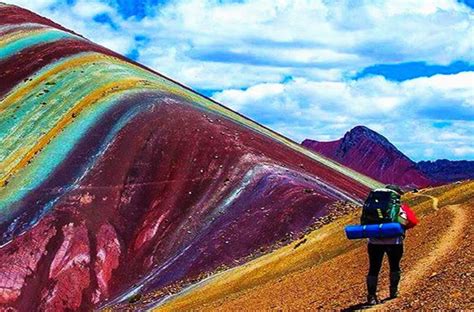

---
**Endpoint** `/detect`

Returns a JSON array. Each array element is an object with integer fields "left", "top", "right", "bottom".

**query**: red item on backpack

[{"left": 400, "top": 203, "right": 418, "bottom": 229}]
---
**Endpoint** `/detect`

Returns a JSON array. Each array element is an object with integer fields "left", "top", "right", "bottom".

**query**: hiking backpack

[{"left": 360, "top": 188, "right": 401, "bottom": 225}]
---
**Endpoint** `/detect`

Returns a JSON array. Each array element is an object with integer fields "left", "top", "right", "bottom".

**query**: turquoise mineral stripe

[
  {"left": 0, "top": 28, "right": 78, "bottom": 60},
  {"left": 0, "top": 58, "right": 159, "bottom": 164},
  {"left": 0, "top": 50, "right": 380, "bottom": 189},
  {"left": 0, "top": 53, "right": 154, "bottom": 141},
  {"left": 0, "top": 89, "right": 152, "bottom": 218}
]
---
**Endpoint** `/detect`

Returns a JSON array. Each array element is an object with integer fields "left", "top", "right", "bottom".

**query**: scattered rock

[{"left": 128, "top": 294, "right": 142, "bottom": 304}]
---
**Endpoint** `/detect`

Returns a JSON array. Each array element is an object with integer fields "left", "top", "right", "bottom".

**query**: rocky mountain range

[{"left": 302, "top": 126, "right": 473, "bottom": 188}]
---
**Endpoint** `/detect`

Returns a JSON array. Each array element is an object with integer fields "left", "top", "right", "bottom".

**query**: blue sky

[{"left": 5, "top": 0, "right": 474, "bottom": 161}]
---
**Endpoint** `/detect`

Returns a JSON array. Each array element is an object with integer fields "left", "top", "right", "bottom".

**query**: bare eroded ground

[
  {"left": 156, "top": 181, "right": 474, "bottom": 311},
  {"left": 197, "top": 200, "right": 473, "bottom": 311}
]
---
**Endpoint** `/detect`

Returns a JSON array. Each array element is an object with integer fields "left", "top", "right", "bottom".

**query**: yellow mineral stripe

[
  {"left": 0, "top": 53, "right": 121, "bottom": 110},
  {"left": 0, "top": 78, "right": 159, "bottom": 186},
  {"left": 0, "top": 52, "right": 381, "bottom": 189},
  {"left": 0, "top": 27, "right": 48, "bottom": 47}
]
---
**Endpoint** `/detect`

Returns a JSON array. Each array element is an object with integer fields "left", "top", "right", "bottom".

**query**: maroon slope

[
  {"left": 0, "top": 4, "right": 378, "bottom": 311},
  {"left": 302, "top": 126, "right": 433, "bottom": 188}
]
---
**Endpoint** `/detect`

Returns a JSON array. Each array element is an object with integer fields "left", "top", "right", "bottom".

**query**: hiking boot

[
  {"left": 389, "top": 271, "right": 401, "bottom": 299},
  {"left": 367, "top": 294, "right": 379, "bottom": 306},
  {"left": 366, "top": 275, "right": 378, "bottom": 305}
]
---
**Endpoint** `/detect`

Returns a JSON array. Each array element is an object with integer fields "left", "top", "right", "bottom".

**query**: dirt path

[
  {"left": 415, "top": 192, "right": 439, "bottom": 210},
  {"left": 153, "top": 184, "right": 474, "bottom": 311},
  {"left": 367, "top": 203, "right": 468, "bottom": 311},
  {"left": 192, "top": 198, "right": 472, "bottom": 310},
  {"left": 400, "top": 204, "right": 465, "bottom": 293}
]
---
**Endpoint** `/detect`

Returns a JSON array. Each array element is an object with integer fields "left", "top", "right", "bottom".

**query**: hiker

[{"left": 361, "top": 184, "right": 418, "bottom": 306}]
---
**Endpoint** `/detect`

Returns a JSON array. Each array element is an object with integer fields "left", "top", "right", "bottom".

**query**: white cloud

[
  {"left": 213, "top": 72, "right": 474, "bottom": 160},
  {"left": 122, "top": 0, "right": 473, "bottom": 89},
  {"left": 3, "top": 0, "right": 136, "bottom": 55},
  {"left": 4, "top": 0, "right": 473, "bottom": 88},
  {"left": 71, "top": 0, "right": 114, "bottom": 18},
  {"left": 137, "top": 47, "right": 290, "bottom": 89},
  {"left": 453, "top": 146, "right": 474, "bottom": 156},
  {"left": 2, "top": 0, "right": 57, "bottom": 12},
  {"left": 2, "top": 0, "right": 473, "bottom": 160}
]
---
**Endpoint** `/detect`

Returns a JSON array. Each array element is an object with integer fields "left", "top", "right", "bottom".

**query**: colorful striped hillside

[{"left": 0, "top": 3, "right": 381, "bottom": 311}]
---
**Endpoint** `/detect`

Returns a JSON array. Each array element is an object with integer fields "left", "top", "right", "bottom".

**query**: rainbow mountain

[{"left": 0, "top": 3, "right": 381, "bottom": 310}]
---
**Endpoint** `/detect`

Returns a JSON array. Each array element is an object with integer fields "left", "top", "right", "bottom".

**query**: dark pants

[{"left": 367, "top": 243, "right": 403, "bottom": 276}]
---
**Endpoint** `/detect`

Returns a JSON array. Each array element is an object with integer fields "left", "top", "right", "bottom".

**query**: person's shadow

[
  {"left": 341, "top": 302, "right": 369, "bottom": 311},
  {"left": 341, "top": 298, "right": 390, "bottom": 311}
]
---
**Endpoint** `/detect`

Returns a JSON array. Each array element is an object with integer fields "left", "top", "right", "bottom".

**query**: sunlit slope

[
  {"left": 0, "top": 3, "right": 381, "bottom": 311},
  {"left": 154, "top": 180, "right": 474, "bottom": 311}
]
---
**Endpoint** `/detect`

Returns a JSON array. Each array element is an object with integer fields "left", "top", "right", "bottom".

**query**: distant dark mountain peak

[
  {"left": 347, "top": 125, "right": 376, "bottom": 136},
  {"left": 339, "top": 126, "right": 406, "bottom": 159},
  {"left": 303, "top": 126, "right": 474, "bottom": 187},
  {"left": 302, "top": 126, "right": 432, "bottom": 188},
  {"left": 344, "top": 126, "right": 389, "bottom": 145}
]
